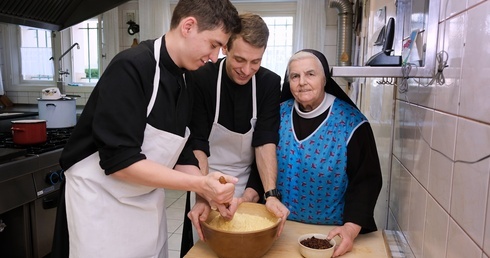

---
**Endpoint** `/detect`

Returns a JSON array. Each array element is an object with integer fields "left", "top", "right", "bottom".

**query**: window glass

[
  {"left": 19, "top": 26, "right": 54, "bottom": 81},
  {"left": 262, "top": 16, "right": 293, "bottom": 78},
  {"left": 70, "top": 18, "right": 100, "bottom": 84},
  {"left": 226, "top": 1, "right": 296, "bottom": 79},
  {"left": 217, "top": 15, "right": 294, "bottom": 79}
]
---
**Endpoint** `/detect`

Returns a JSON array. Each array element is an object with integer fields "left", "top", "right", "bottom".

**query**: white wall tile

[
  {"left": 468, "top": 0, "right": 486, "bottom": 8},
  {"left": 432, "top": 111, "right": 457, "bottom": 159},
  {"left": 440, "top": 0, "right": 468, "bottom": 20},
  {"left": 414, "top": 79, "right": 436, "bottom": 110},
  {"left": 407, "top": 180, "right": 427, "bottom": 257},
  {"left": 412, "top": 105, "right": 433, "bottom": 188},
  {"left": 390, "top": 158, "right": 411, "bottom": 231},
  {"left": 424, "top": 196, "right": 449, "bottom": 258},
  {"left": 485, "top": 176, "right": 490, "bottom": 255},
  {"left": 399, "top": 102, "right": 416, "bottom": 172},
  {"left": 393, "top": 100, "right": 403, "bottom": 160},
  {"left": 451, "top": 117, "right": 490, "bottom": 246},
  {"left": 447, "top": 218, "right": 482, "bottom": 258},
  {"left": 17, "top": 96, "right": 28, "bottom": 103},
  {"left": 435, "top": 14, "right": 464, "bottom": 115},
  {"left": 428, "top": 151, "right": 454, "bottom": 211},
  {"left": 323, "top": 45, "right": 337, "bottom": 67},
  {"left": 459, "top": 1, "right": 490, "bottom": 124}
]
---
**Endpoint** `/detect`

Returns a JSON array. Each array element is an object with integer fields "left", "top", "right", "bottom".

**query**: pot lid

[
  {"left": 11, "top": 119, "right": 46, "bottom": 124},
  {"left": 37, "top": 97, "right": 77, "bottom": 101}
]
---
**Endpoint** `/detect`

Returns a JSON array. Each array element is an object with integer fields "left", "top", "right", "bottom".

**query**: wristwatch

[{"left": 264, "top": 189, "right": 282, "bottom": 201}]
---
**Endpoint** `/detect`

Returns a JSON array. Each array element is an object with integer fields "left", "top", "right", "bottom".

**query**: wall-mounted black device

[{"left": 365, "top": 17, "right": 401, "bottom": 66}]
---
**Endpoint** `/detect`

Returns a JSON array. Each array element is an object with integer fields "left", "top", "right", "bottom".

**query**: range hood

[{"left": 0, "top": 0, "right": 131, "bottom": 31}]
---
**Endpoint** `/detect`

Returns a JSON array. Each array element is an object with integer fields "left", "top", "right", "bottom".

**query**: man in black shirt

[
  {"left": 52, "top": 1, "right": 241, "bottom": 257},
  {"left": 180, "top": 13, "right": 289, "bottom": 257}
]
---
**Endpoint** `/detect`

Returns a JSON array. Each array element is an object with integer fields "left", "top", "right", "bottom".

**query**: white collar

[{"left": 294, "top": 93, "right": 335, "bottom": 119}]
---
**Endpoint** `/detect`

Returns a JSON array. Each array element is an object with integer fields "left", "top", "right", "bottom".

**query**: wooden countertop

[{"left": 184, "top": 220, "right": 391, "bottom": 258}]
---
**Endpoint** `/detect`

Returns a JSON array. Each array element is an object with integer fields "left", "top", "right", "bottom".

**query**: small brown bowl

[
  {"left": 298, "top": 233, "right": 336, "bottom": 258},
  {"left": 200, "top": 202, "right": 280, "bottom": 258}
]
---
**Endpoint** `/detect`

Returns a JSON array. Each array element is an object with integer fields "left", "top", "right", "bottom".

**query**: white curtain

[
  {"left": 139, "top": 0, "right": 172, "bottom": 41},
  {"left": 293, "top": 0, "right": 326, "bottom": 52}
]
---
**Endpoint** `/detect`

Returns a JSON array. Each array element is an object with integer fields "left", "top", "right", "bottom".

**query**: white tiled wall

[{"left": 370, "top": 0, "right": 490, "bottom": 257}]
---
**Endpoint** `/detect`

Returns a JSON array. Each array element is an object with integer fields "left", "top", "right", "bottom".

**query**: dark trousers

[
  {"left": 51, "top": 182, "right": 69, "bottom": 258},
  {"left": 180, "top": 191, "right": 194, "bottom": 258}
]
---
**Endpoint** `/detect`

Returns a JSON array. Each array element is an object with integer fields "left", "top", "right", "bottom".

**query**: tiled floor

[{"left": 165, "top": 189, "right": 187, "bottom": 258}]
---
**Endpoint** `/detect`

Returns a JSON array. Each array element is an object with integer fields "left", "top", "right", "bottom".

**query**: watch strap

[{"left": 264, "top": 189, "right": 281, "bottom": 201}]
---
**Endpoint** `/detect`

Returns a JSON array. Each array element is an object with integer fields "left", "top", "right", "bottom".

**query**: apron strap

[
  {"left": 147, "top": 36, "right": 163, "bottom": 117},
  {"left": 214, "top": 59, "right": 258, "bottom": 123}
]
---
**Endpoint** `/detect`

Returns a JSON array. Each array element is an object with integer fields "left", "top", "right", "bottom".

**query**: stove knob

[
  {"left": 45, "top": 171, "right": 60, "bottom": 185},
  {"left": 58, "top": 169, "right": 65, "bottom": 181}
]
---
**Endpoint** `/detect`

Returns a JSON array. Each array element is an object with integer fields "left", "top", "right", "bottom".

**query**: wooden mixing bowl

[{"left": 200, "top": 202, "right": 280, "bottom": 258}]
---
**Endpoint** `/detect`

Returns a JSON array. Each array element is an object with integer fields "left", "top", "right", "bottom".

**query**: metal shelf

[
  {"left": 331, "top": 65, "right": 434, "bottom": 78},
  {"left": 331, "top": 0, "right": 441, "bottom": 80}
]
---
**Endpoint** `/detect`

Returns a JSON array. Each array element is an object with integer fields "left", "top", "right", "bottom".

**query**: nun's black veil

[{"left": 280, "top": 49, "right": 358, "bottom": 111}]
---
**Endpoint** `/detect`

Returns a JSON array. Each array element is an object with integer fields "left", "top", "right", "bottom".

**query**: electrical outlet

[{"left": 126, "top": 11, "right": 135, "bottom": 22}]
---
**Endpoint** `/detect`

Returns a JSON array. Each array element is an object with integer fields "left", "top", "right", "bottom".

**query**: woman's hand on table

[
  {"left": 265, "top": 197, "right": 289, "bottom": 236},
  {"left": 327, "top": 222, "right": 361, "bottom": 257}
]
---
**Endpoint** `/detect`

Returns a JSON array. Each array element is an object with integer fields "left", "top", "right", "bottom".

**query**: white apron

[
  {"left": 65, "top": 37, "right": 190, "bottom": 258},
  {"left": 207, "top": 59, "right": 257, "bottom": 197},
  {"left": 190, "top": 59, "right": 257, "bottom": 243}
]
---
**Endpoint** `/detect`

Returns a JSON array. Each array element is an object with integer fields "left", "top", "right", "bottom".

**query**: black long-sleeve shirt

[
  {"left": 60, "top": 36, "right": 198, "bottom": 174},
  {"left": 186, "top": 58, "right": 281, "bottom": 197},
  {"left": 187, "top": 58, "right": 281, "bottom": 154}
]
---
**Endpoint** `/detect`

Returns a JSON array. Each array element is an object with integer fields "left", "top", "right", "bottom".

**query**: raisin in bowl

[{"left": 298, "top": 233, "right": 336, "bottom": 258}]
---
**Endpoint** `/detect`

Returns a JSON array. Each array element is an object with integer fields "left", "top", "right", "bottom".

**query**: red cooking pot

[{"left": 11, "top": 119, "right": 47, "bottom": 145}]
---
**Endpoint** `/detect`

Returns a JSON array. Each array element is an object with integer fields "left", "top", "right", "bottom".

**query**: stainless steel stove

[{"left": 0, "top": 127, "right": 72, "bottom": 258}]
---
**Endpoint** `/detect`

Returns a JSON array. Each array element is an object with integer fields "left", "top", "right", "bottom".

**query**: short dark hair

[
  {"left": 227, "top": 13, "right": 269, "bottom": 51},
  {"left": 226, "top": 13, "right": 269, "bottom": 50},
  {"left": 170, "top": 0, "right": 241, "bottom": 34}
]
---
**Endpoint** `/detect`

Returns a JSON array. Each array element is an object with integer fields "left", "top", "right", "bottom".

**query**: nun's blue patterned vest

[{"left": 277, "top": 98, "right": 367, "bottom": 225}]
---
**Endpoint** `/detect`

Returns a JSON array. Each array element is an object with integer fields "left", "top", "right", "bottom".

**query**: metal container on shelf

[{"left": 38, "top": 88, "right": 77, "bottom": 129}]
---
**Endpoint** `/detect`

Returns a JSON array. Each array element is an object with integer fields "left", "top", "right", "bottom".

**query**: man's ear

[
  {"left": 180, "top": 17, "right": 197, "bottom": 37},
  {"left": 221, "top": 45, "right": 228, "bottom": 55}
]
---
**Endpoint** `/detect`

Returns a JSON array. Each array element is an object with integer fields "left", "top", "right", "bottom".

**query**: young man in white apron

[
  {"left": 51, "top": 1, "right": 241, "bottom": 257},
  {"left": 180, "top": 13, "right": 290, "bottom": 257}
]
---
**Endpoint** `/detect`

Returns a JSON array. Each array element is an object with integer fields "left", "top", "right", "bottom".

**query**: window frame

[
  {"left": 1, "top": 13, "right": 111, "bottom": 93},
  {"left": 67, "top": 16, "right": 102, "bottom": 85},
  {"left": 3, "top": 24, "right": 55, "bottom": 90}
]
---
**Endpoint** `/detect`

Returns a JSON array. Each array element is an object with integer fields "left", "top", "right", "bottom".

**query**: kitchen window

[
  {"left": 69, "top": 17, "right": 101, "bottom": 84},
  {"left": 261, "top": 16, "right": 293, "bottom": 79},
  {"left": 225, "top": 1, "right": 296, "bottom": 78},
  {"left": 19, "top": 26, "right": 54, "bottom": 82},
  {"left": 3, "top": 15, "right": 105, "bottom": 90}
]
